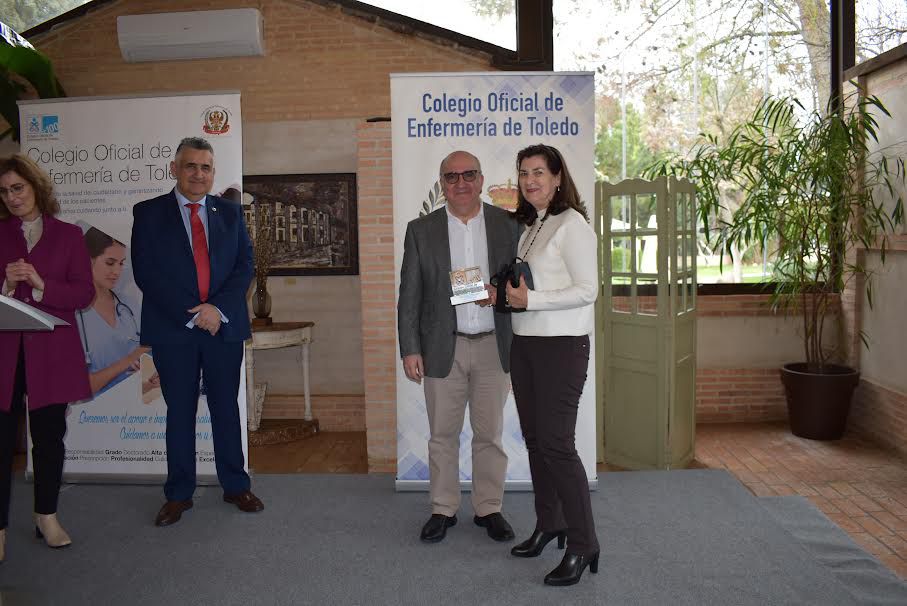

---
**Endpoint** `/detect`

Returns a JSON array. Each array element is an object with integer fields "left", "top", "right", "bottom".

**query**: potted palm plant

[{"left": 650, "top": 90, "right": 905, "bottom": 440}]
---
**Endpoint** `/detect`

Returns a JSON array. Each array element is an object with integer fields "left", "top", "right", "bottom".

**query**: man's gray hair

[
  {"left": 439, "top": 150, "right": 482, "bottom": 175},
  {"left": 175, "top": 137, "right": 214, "bottom": 158}
]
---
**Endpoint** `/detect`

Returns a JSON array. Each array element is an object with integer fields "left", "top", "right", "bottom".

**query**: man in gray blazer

[{"left": 398, "top": 150, "right": 520, "bottom": 544}]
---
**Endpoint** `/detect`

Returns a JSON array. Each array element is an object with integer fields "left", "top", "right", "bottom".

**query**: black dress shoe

[
  {"left": 511, "top": 529, "right": 566, "bottom": 557},
  {"left": 473, "top": 512, "right": 515, "bottom": 542},
  {"left": 420, "top": 514, "right": 457, "bottom": 543},
  {"left": 544, "top": 551, "right": 600, "bottom": 586}
]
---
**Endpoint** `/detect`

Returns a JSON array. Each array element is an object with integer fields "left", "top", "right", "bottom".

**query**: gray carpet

[
  {"left": 760, "top": 496, "right": 907, "bottom": 605},
  {"left": 1, "top": 469, "right": 905, "bottom": 605}
]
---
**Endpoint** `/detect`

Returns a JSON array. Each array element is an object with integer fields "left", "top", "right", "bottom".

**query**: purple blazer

[{"left": 0, "top": 214, "right": 95, "bottom": 411}]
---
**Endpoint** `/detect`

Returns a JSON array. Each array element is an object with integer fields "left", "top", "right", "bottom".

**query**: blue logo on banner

[
  {"left": 23, "top": 114, "right": 60, "bottom": 141},
  {"left": 41, "top": 115, "right": 59, "bottom": 134}
]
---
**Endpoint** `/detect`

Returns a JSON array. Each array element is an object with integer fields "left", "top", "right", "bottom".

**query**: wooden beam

[{"left": 493, "top": 0, "right": 553, "bottom": 71}]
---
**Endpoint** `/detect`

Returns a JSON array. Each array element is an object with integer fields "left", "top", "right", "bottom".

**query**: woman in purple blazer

[{"left": 0, "top": 154, "right": 94, "bottom": 563}]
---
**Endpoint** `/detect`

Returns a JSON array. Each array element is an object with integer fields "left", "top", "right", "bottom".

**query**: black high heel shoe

[
  {"left": 543, "top": 551, "right": 599, "bottom": 586},
  {"left": 510, "top": 529, "right": 566, "bottom": 558}
]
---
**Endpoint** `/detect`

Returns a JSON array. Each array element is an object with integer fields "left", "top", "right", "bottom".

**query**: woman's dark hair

[
  {"left": 84, "top": 227, "right": 124, "bottom": 259},
  {"left": 513, "top": 144, "right": 588, "bottom": 225},
  {"left": 0, "top": 154, "right": 60, "bottom": 219}
]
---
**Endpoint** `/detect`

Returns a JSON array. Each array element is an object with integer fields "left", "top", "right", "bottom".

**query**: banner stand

[
  {"left": 19, "top": 92, "right": 247, "bottom": 484},
  {"left": 391, "top": 72, "right": 598, "bottom": 491}
]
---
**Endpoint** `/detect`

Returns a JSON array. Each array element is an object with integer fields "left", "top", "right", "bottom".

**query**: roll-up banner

[
  {"left": 18, "top": 92, "right": 246, "bottom": 483},
  {"left": 391, "top": 72, "right": 597, "bottom": 490}
]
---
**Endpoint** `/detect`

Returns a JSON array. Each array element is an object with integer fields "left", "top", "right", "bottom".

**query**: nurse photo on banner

[{"left": 76, "top": 226, "right": 149, "bottom": 398}]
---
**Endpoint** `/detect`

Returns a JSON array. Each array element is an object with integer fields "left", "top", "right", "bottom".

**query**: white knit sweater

[{"left": 511, "top": 207, "right": 598, "bottom": 337}]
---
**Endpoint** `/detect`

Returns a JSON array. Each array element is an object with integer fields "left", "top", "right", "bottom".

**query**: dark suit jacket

[
  {"left": 0, "top": 214, "right": 94, "bottom": 410},
  {"left": 131, "top": 191, "right": 253, "bottom": 346},
  {"left": 398, "top": 203, "right": 519, "bottom": 378}
]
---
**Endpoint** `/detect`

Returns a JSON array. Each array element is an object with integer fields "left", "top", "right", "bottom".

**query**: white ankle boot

[{"left": 34, "top": 513, "right": 72, "bottom": 548}]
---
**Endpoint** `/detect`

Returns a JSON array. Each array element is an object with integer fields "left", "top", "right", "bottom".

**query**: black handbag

[{"left": 490, "top": 257, "right": 534, "bottom": 314}]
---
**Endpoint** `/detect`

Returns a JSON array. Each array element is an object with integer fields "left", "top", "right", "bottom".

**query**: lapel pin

[{"left": 212, "top": 207, "right": 217, "bottom": 212}]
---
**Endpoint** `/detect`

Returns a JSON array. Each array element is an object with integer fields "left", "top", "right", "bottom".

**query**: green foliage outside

[
  {"left": 595, "top": 104, "right": 662, "bottom": 183},
  {"left": 0, "top": 20, "right": 65, "bottom": 140},
  {"left": 648, "top": 92, "right": 905, "bottom": 367}
]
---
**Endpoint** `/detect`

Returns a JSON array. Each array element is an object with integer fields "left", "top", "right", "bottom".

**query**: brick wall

[
  {"left": 696, "top": 368, "right": 786, "bottom": 423},
  {"left": 263, "top": 394, "right": 365, "bottom": 431},
  {"left": 695, "top": 297, "right": 790, "bottom": 423},
  {"left": 30, "top": 0, "right": 493, "bottom": 121},
  {"left": 695, "top": 295, "right": 840, "bottom": 423},
  {"left": 612, "top": 294, "right": 840, "bottom": 316},
  {"left": 356, "top": 120, "right": 396, "bottom": 472},
  {"left": 851, "top": 380, "right": 907, "bottom": 459}
]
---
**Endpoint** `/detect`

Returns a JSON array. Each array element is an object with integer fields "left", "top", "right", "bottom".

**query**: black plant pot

[{"left": 780, "top": 363, "right": 860, "bottom": 440}]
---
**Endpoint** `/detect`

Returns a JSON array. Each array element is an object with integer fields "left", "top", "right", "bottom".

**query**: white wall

[
  {"left": 697, "top": 315, "right": 828, "bottom": 368},
  {"left": 858, "top": 60, "right": 907, "bottom": 394},
  {"left": 861, "top": 253, "right": 907, "bottom": 393},
  {"left": 252, "top": 275, "right": 364, "bottom": 394},
  {"left": 244, "top": 118, "right": 364, "bottom": 394}
]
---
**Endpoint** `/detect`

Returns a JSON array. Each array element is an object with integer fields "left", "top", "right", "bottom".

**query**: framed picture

[{"left": 241, "top": 173, "right": 358, "bottom": 276}]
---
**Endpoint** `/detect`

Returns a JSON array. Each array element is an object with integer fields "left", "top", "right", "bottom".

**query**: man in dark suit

[
  {"left": 398, "top": 150, "right": 519, "bottom": 543},
  {"left": 131, "top": 137, "right": 263, "bottom": 527}
]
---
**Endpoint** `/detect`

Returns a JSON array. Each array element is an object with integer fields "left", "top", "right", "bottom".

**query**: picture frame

[{"left": 241, "top": 173, "right": 358, "bottom": 276}]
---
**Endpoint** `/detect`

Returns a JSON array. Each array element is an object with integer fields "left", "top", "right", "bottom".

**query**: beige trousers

[{"left": 423, "top": 333, "right": 511, "bottom": 517}]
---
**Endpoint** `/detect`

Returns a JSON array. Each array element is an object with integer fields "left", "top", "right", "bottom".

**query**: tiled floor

[
  {"left": 694, "top": 422, "right": 907, "bottom": 580},
  {"left": 251, "top": 421, "right": 907, "bottom": 579},
  {"left": 250, "top": 430, "right": 368, "bottom": 474}
]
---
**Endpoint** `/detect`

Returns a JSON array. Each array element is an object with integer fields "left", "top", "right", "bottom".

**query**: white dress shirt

[
  {"left": 174, "top": 187, "right": 210, "bottom": 248},
  {"left": 173, "top": 188, "right": 227, "bottom": 327},
  {"left": 447, "top": 203, "right": 495, "bottom": 335}
]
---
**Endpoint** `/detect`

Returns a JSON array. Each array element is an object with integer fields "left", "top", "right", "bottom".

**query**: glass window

[
  {"left": 362, "top": 1, "right": 516, "bottom": 50},
  {"left": 9, "top": 1, "right": 517, "bottom": 48},
  {"left": 856, "top": 0, "right": 907, "bottom": 63},
  {"left": 555, "top": 0, "right": 840, "bottom": 284}
]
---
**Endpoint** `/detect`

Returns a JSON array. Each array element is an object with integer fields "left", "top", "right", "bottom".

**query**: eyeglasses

[
  {"left": 442, "top": 170, "right": 479, "bottom": 184},
  {"left": 0, "top": 183, "right": 27, "bottom": 197}
]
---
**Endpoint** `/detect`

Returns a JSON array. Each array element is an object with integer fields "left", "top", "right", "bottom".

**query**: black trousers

[
  {"left": 0, "top": 340, "right": 68, "bottom": 529},
  {"left": 511, "top": 334, "right": 599, "bottom": 556}
]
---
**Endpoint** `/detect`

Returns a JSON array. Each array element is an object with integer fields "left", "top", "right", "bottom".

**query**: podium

[
  {"left": 0, "top": 294, "right": 69, "bottom": 479},
  {"left": 0, "top": 294, "right": 69, "bottom": 331}
]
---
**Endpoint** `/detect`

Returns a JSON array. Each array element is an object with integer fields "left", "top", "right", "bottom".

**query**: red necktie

[{"left": 187, "top": 203, "right": 210, "bottom": 302}]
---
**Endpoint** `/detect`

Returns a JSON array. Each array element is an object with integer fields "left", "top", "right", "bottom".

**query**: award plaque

[{"left": 449, "top": 266, "right": 488, "bottom": 305}]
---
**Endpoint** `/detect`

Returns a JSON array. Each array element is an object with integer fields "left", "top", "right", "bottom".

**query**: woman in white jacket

[{"left": 505, "top": 144, "right": 599, "bottom": 586}]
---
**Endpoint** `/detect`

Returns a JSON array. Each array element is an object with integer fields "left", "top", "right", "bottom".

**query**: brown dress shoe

[
  {"left": 154, "top": 500, "right": 193, "bottom": 527},
  {"left": 223, "top": 490, "right": 265, "bottom": 512}
]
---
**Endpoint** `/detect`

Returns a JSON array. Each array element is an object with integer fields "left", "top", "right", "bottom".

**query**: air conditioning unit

[{"left": 117, "top": 9, "right": 265, "bottom": 63}]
